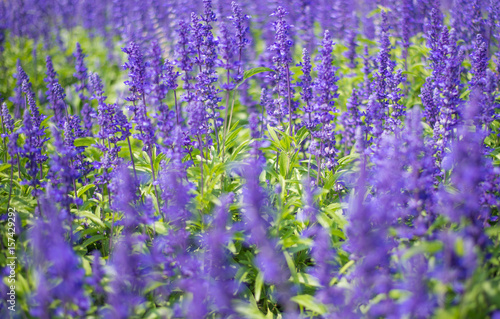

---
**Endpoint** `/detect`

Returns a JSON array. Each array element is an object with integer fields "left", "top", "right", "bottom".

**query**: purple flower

[
  {"left": 451, "top": 0, "right": 484, "bottom": 48},
  {"left": 424, "top": 8, "right": 444, "bottom": 63},
  {"left": 48, "top": 126, "right": 82, "bottom": 217},
  {"left": 45, "top": 56, "right": 66, "bottom": 123},
  {"left": 203, "top": 193, "right": 237, "bottom": 316},
  {"left": 218, "top": 22, "right": 237, "bottom": 90},
  {"left": 1, "top": 102, "right": 14, "bottom": 133},
  {"left": 312, "top": 30, "right": 340, "bottom": 170},
  {"left": 439, "top": 108, "right": 493, "bottom": 248},
  {"left": 29, "top": 198, "right": 89, "bottom": 318},
  {"left": 176, "top": 21, "right": 196, "bottom": 104},
  {"left": 158, "top": 60, "right": 179, "bottom": 144},
  {"left": 122, "top": 41, "right": 147, "bottom": 107},
  {"left": 122, "top": 42, "right": 156, "bottom": 152},
  {"left": 85, "top": 251, "right": 105, "bottom": 295},
  {"left": 159, "top": 132, "right": 194, "bottom": 228},
  {"left": 344, "top": 147, "right": 397, "bottom": 317},
  {"left": 9, "top": 60, "right": 25, "bottom": 118},
  {"left": 20, "top": 109, "right": 48, "bottom": 197},
  {"left": 229, "top": 2, "right": 250, "bottom": 77},
  {"left": 344, "top": 14, "right": 358, "bottom": 69},
  {"left": 163, "top": 59, "right": 180, "bottom": 92},
  {"left": 339, "top": 89, "right": 363, "bottom": 150},
  {"left": 433, "top": 30, "right": 465, "bottom": 167},
  {"left": 301, "top": 178, "right": 318, "bottom": 224},
  {"left": 297, "top": 48, "right": 315, "bottom": 130},
  {"left": 295, "top": 0, "right": 315, "bottom": 53},
  {"left": 149, "top": 41, "right": 167, "bottom": 110},
  {"left": 314, "top": 30, "right": 339, "bottom": 121},
  {"left": 241, "top": 159, "right": 295, "bottom": 315},
  {"left": 74, "top": 43, "right": 94, "bottom": 134},
  {"left": 109, "top": 165, "right": 142, "bottom": 232},
  {"left": 73, "top": 43, "right": 89, "bottom": 101},
  {"left": 431, "top": 232, "right": 477, "bottom": 292},
  {"left": 400, "top": 0, "right": 414, "bottom": 60},
  {"left": 469, "top": 34, "right": 488, "bottom": 92},
  {"left": 269, "top": 6, "right": 295, "bottom": 132},
  {"left": 190, "top": 4, "right": 222, "bottom": 134},
  {"left": 106, "top": 233, "right": 146, "bottom": 319},
  {"left": 361, "top": 46, "right": 373, "bottom": 101},
  {"left": 398, "top": 255, "right": 436, "bottom": 318},
  {"left": 310, "top": 227, "right": 345, "bottom": 309},
  {"left": 20, "top": 66, "right": 44, "bottom": 129}
]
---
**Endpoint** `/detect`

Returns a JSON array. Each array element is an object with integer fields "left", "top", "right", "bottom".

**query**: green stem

[
  {"left": 109, "top": 206, "right": 115, "bottom": 255},
  {"left": 226, "top": 90, "right": 238, "bottom": 142},
  {"left": 285, "top": 64, "right": 293, "bottom": 135},
  {"left": 316, "top": 141, "right": 323, "bottom": 185},
  {"left": 221, "top": 89, "right": 232, "bottom": 160},
  {"left": 148, "top": 148, "right": 164, "bottom": 221},
  {"left": 174, "top": 90, "right": 180, "bottom": 125},
  {"left": 126, "top": 136, "right": 138, "bottom": 180},
  {"left": 1, "top": 115, "right": 7, "bottom": 163},
  {"left": 16, "top": 153, "right": 21, "bottom": 180},
  {"left": 6, "top": 162, "right": 13, "bottom": 213},
  {"left": 213, "top": 115, "right": 220, "bottom": 155},
  {"left": 197, "top": 135, "right": 204, "bottom": 198}
]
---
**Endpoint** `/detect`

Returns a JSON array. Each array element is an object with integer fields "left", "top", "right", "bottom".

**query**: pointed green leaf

[
  {"left": 291, "top": 295, "right": 328, "bottom": 314},
  {"left": 74, "top": 137, "right": 98, "bottom": 147},
  {"left": 77, "top": 184, "right": 95, "bottom": 198},
  {"left": 254, "top": 272, "right": 264, "bottom": 301},
  {"left": 80, "top": 235, "right": 106, "bottom": 248}
]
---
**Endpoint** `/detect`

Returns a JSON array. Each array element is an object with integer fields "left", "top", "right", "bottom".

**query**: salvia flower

[
  {"left": 20, "top": 66, "right": 44, "bottom": 129},
  {"left": 1, "top": 102, "right": 14, "bottom": 134},
  {"left": 229, "top": 1, "right": 250, "bottom": 80},
  {"left": 176, "top": 21, "right": 196, "bottom": 103},
  {"left": 469, "top": 34, "right": 488, "bottom": 92},
  {"left": 73, "top": 43, "right": 89, "bottom": 101},
  {"left": 10, "top": 60, "right": 25, "bottom": 118},
  {"left": 312, "top": 30, "right": 340, "bottom": 170},
  {"left": 48, "top": 126, "right": 82, "bottom": 217},
  {"left": 122, "top": 41, "right": 147, "bottom": 107},
  {"left": 44, "top": 56, "right": 66, "bottom": 123},
  {"left": 269, "top": 6, "right": 295, "bottom": 130},
  {"left": 241, "top": 160, "right": 293, "bottom": 311},
  {"left": 29, "top": 198, "right": 89, "bottom": 318},
  {"left": 148, "top": 41, "right": 167, "bottom": 110},
  {"left": 297, "top": 48, "right": 315, "bottom": 130},
  {"left": 340, "top": 88, "right": 363, "bottom": 150},
  {"left": 203, "top": 193, "right": 237, "bottom": 316},
  {"left": 20, "top": 109, "right": 48, "bottom": 196}
]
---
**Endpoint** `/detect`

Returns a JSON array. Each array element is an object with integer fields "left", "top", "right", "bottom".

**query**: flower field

[{"left": 1, "top": 0, "right": 500, "bottom": 318}]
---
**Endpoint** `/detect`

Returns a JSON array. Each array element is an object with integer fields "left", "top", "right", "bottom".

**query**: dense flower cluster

[{"left": 1, "top": 1, "right": 500, "bottom": 318}]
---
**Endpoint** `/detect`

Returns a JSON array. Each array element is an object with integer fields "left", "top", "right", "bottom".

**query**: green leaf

[
  {"left": 402, "top": 241, "right": 443, "bottom": 260},
  {"left": 242, "top": 67, "right": 275, "bottom": 82},
  {"left": 284, "top": 251, "right": 300, "bottom": 286},
  {"left": 291, "top": 295, "right": 328, "bottom": 314},
  {"left": 296, "top": 273, "right": 321, "bottom": 287},
  {"left": 235, "top": 67, "right": 275, "bottom": 90},
  {"left": 358, "top": 37, "right": 377, "bottom": 46},
  {"left": 254, "top": 271, "right": 264, "bottom": 301},
  {"left": 234, "top": 302, "right": 267, "bottom": 319},
  {"left": 267, "top": 124, "right": 280, "bottom": 143},
  {"left": 144, "top": 281, "right": 169, "bottom": 294},
  {"left": 78, "top": 211, "right": 107, "bottom": 229},
  {"left": 0, "top": 163, "right": 11, "bottom": 173},
  {"left": 74, "top": 137, "right": 98, "bottom": 147},
  {"left": 80, "top": 234, "right": 106, "bottom": 248},
  {"left": 77, "top": 183, "right": 95, "bottom": 198},
  {"left": 339, "top": 260, "right": 355, "bottom": 275},
  {"left": 367, "top": 5, "right": 391, "bottom": 18}
]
